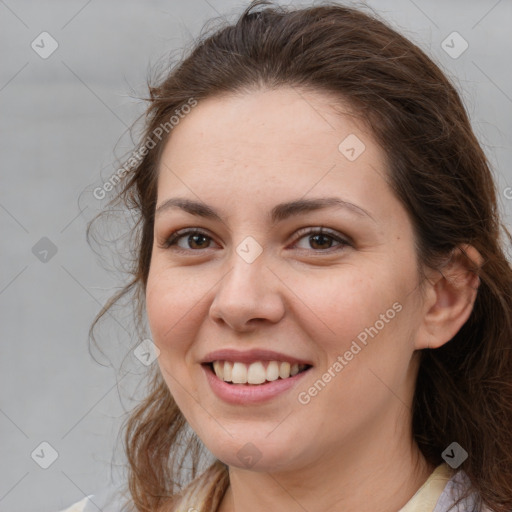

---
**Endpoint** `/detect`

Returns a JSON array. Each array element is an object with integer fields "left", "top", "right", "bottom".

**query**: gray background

[{"left": 1, "top": 1, "right": 511, "bottom": 511}]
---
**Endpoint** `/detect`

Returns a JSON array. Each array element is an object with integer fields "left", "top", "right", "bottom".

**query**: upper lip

[{"left": 201, "top": 348, "right": 314, "bottom": 366}]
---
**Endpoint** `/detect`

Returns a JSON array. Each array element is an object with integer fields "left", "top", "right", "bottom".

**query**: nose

[{"left": 209, "top": 253, "right": 286, "bottom": 332}]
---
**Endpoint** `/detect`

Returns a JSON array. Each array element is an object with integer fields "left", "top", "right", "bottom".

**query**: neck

[{"left": 217, "top": 415, "right": 435, "bottom": 512}]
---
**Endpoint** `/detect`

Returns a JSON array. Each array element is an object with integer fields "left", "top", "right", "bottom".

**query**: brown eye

[
  {"left": 162, "top": 229, "right": 216, "bottom": 251},
  {"left": 294, "top": 228, "right": 351, "bottom": 252},
  {"left": 307, "top": 233, "right": 336, "bottom": 250},
  {"left": 185, "top": 233, "right": 211, "bottom": 249}
]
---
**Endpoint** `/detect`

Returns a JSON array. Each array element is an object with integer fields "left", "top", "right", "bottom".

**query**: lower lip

[{"left": 202, "top": 364, "right": 312, "bottom": 405}]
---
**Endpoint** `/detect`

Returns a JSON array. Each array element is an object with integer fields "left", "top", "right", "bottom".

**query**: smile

[
  {"left": 210, "top": 360, "right": 310, "bottom": 385},
  {"left": 202, "top": 361, "right": 313, "bottom": 405}
]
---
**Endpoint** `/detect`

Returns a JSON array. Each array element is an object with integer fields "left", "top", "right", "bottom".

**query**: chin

[{"left": 202, "top": 433, "right": 303, "bottom": 473}]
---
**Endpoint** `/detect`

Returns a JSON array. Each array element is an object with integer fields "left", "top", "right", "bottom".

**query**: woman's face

[{"left": 146, "top": 87, "right": 427, "bottom": 472}]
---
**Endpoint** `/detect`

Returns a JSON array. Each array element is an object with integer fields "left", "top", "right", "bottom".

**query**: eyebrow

[{"left": 155, "top": 196, "right": 375, "bottom": 224}]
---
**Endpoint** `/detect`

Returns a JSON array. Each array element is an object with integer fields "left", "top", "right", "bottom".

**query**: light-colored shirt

[{"left": 58, "top": 463, "right": 492, "bottom": 512}]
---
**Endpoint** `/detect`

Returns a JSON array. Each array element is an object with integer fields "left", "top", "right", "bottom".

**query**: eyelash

[{"left": 160, "top": 227, "right": 352, "bottom": 254}]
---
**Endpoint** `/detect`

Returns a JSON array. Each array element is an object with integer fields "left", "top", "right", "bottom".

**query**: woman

[{"left": 61, "top": 1, "right": 512, "bottom": 511}]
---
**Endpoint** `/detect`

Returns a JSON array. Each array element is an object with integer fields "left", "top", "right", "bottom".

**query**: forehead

[
  {"left": 162, "top": 87, "right": 370, "bottom": 167},
  {"left": 154, "top": 87, "right": 406, "bottom": 233}
]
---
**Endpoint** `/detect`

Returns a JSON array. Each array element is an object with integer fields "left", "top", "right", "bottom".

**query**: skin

[{"left": 145, "top": 87, "right": 481, "bottom": 512}]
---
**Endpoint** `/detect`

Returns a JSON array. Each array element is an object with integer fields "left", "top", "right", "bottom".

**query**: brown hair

[{"left": 88, "top": 2, "right": 512, "bottom": 511}]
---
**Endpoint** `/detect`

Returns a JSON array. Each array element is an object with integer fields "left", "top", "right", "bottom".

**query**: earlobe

[{"left": 414, "top": 245, "right": 483, "bottom": 350}]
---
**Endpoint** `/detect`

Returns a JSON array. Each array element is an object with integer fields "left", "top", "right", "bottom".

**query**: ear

[{"left": 414, "top": 244, "right": 484, "bottom": 350}]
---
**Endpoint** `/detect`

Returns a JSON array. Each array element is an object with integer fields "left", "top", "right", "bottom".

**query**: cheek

[
  {"left": 292, "top": 269, "right": 401, "bottom": 353},
  {"left": 145, "top": 267, "right": 208, "bottom": 406},
  {"left": 145, "top": 265, "right": 206, "bottom": 357}
]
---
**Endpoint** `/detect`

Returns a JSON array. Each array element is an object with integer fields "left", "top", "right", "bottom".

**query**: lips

[
  {"left": 210, "top": 360, "right": 311, "bottom": 384},
  {"left": 199, "top": 348, "right": 314, "bottom": 402},
  {"left": 201, "top": 348, "right": 314, "bottom": 366},
  {"left": 202, "top": 359, "right": 312, "bottom": 404}
]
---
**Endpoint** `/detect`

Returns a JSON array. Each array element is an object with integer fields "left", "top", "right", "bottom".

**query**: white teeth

[
  {"left": 266, "top": 361, "right": 280, "bottom": 381},
  {"left": 279, "top": 362, "right": 291, "bottom": 379},
  {"left": 223, "top": 361, "right": 232, "bottom": 381},
  {"left": 210, "top": 360, "right": 309, "bottom": 384},
  {"left": 231, "top": 362, "right": 247, "bottom": 383},
  {"left": 247, "top": 361, "right": 266, "bottom": 384},
  {"left": 213, "top": 361, "right": 224, "bottom": 380}
]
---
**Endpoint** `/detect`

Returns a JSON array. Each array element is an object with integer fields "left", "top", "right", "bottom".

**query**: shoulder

[
  {"left": 434, "top": 468, "right": 496, "bottom": 512},
  {"left": 58, "top": 495, "right": 92, "bottom": 512},
  {"left": 58, "top": 485, "right": 133, "bottom": 512}
]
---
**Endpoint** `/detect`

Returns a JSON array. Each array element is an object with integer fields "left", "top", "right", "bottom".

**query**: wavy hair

[{"left": 88, "top": 2, "right": 512, "bottom": 511}]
